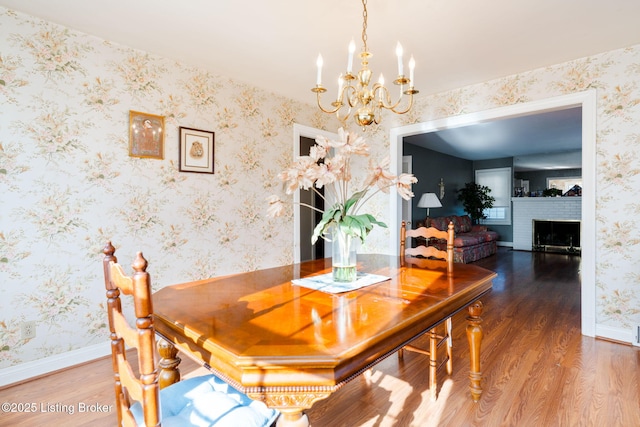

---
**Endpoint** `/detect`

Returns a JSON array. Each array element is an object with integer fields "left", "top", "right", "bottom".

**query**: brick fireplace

[{"left": 512, "top": 197, "right": 581, "bottom": 252}]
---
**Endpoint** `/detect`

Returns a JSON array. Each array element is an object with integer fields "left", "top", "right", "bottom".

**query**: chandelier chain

[{"left": 361, "top": 0, "right": 368, "bottom": 52}]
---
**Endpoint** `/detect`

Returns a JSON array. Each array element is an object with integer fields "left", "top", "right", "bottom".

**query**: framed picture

[
  {"left": 129, "top": 110, "right": 164, "bottom": 159},
  {"left": 179, "top": 127, "right": 215, "bottom": 174}
]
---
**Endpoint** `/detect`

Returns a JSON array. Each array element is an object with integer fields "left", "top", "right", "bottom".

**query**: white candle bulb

[
  {"left": 396, "top": 42, "right": 404, "bottom": 76},
  {"left": 337, "top": 73, "right": 344, "bottom": 98},
  {"left": 347, "top": 39, "right": 356, "bottom": 73},
  {"left": 378, "top": 74, "right": 384, "bottom": 100},
  {"left": 409, "top": 55, "right": 415, "bottom": 86},
  {"left": 316, "top": 54, "right": 323, "bottom": 85}
]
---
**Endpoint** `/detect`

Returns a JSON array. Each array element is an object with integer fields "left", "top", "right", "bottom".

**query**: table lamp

[{"left": 417, "top": 192, "right": 442, "bottom": 224}]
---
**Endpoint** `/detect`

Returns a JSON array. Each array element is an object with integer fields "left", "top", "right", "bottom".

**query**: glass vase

[{"left": 332, "top": 228, "right": 357, "bottom": 283}]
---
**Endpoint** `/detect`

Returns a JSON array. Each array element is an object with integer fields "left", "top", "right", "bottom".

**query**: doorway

[
  {"left": 389, "top": 91, "right": 597, "bottom": 338},
  {"left": 299, "top": 136, "right": 324, "bottom": 261},
  {"left": 292, "top": 124, "right": 338, "bottom": 263}
]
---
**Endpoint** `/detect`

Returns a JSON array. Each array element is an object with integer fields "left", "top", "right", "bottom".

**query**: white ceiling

[
  {"left": 405, "top": 107, "right": 583, "bottom": 171},
  {"left": 2, "top": 0, "right": 639, "bottom": 103},
  {"left": 2, "top": 0, "right": 638, "bottom": 168}
]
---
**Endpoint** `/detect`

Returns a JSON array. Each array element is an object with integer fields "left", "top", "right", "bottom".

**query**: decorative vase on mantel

[{"left": 331, "top": 227, "right": 358, "bottom": 283}]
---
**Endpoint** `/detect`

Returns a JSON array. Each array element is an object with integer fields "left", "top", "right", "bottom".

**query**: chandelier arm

[
  {"left": 388, "top": 92, "right": 416, "bottom": 115},
  {"left": 372, "top": 82, "right": 414, "bottom": 113},
  {"left": 331, "top": 85, "right": 355, "bottom": 124},
  {"left": 345, "top": 85, "right": 359, "bottom": 108},
  {"left": 315, "top": 91, "right": 343, "bottom": 114},
  {"left": 372, "top": 83, "right": 398, "bottom": 111}
]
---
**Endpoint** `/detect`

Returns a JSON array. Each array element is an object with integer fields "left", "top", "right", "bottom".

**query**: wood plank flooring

[{"left": 1, "top": 248, "right": 639, "bottom": 426}]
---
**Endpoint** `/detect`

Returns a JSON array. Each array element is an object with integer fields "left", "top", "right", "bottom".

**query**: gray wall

[
  {"left": 403, "top": 143, "right": 472, "bottom": 225},
  {"left": 403, "top": 145, "right": 583, "bottom": 245}
]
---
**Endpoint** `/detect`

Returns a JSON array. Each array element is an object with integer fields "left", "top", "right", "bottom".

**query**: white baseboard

[
  {"left": 0, "top": 342, "right": 111, "bottom": 387},
  {"left": 497, "top": 241, "right": 513, "bottom": 247},
  {"left": 595, "top": 324, "right": 633, "bottom": 344}
]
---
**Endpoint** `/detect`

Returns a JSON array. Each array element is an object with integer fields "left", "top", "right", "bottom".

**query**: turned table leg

[
  {"left": 250, "top": 390, "right": 331, "bottom": 427},
  {"left": 466, "top": 300, "right": 484, "bottom": 402},
  {"left": 276, "top": 411, "right": 310, "bottom": 427},
  {"left": 157, "top": 338, "right": 181, "bottom": 389}
]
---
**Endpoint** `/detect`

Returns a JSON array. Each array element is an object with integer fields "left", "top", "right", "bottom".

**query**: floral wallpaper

[
  {"left": 0, "top": 7, "right": 334, "bottom": 369},
  {"left": 383, "top": 45, "right": 640, "bottom": 336},
  {"left": 1, "top": 5, "right": 639, "bottom": 376}
]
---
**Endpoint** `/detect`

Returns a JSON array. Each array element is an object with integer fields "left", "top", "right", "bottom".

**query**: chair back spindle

[
  {"left": 401, "top": 220, "right": 454, "bottom": 273},
  {"left": 102, "top": 242, "right": 160, "bottom": 427}
]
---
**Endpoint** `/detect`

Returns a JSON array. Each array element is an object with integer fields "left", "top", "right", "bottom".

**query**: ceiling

[
  {"left": 404, "top": 107, "right": 583, "bottom": 171},
  {"left": 1, "top": 0, "right": 638, "bottom": 168}
]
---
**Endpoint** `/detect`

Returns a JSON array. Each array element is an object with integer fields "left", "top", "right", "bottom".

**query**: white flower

[
  {"left": 396, "top": 173, "right": 418, "bottom": 200},
  {"left": 337, "top": 127, "right": 369, "bottom": 155},
  {"left": 367, "top": 156, "right": 395, "bottom": 192},
  {"left": 267, "top": 128, "right": 417, "bottom": 242},
  {"left": 309, "top": 144, "right": 327, "bottom": 162},
  {"left": 266, "top": 195, "right": 286, "bottom": 217}
]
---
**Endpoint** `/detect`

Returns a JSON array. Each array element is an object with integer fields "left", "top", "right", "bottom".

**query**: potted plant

[{"left": 456, "top": 182, "right": 495, "bottom": 224}]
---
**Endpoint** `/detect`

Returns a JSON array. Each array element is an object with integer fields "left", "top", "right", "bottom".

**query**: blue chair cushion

[{"left": 131, "top": 374, "right": 279, "bottom": 427}]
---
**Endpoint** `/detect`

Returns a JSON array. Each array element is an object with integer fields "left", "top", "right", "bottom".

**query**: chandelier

[{"left": 312, "top": 0, "right": 418, "bottom": 128}]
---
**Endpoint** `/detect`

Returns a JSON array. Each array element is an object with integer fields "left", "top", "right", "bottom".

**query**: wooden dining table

[{"left": 152, "top": 254, "right": 496, "bottom": 427}]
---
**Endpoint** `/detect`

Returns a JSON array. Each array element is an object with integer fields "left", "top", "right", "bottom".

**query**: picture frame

[
  {"left": 129, "top": 110, "right": 165, "bottom": 159},
  {"left": 179, "top": 127, "right": 215, "bottom": 174}
]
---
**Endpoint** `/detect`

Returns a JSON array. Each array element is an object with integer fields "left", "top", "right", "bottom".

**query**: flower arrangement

[{"left": 267, "top": 128, "right": 417, "bottom": 246}]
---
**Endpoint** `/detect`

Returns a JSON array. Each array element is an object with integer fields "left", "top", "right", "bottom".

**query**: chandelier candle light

[
  {"left": 267, "top": 128, "right": 417, "bottom": 282},
  {"left": 312, "top": 0, "right": 418, "bottom": 128}
]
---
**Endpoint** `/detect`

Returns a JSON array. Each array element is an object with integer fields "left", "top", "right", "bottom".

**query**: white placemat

[{"left": 292, "top": 272, "right": 390, "bottom": 294}]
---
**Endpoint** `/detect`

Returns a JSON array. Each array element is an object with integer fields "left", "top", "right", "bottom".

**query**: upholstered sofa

[{"left": 421, "top": 215, "right": 499, "bottom": 264}]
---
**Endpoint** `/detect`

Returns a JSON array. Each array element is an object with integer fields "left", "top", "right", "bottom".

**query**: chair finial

[
  {"left": 132, "top": 251, "right": 148, "bottom": 272},
  {"left": 103, "top": 241, "right": 115, "bottom": 257}
]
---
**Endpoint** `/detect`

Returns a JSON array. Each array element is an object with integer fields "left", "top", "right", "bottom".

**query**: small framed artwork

[
  {"left": 179, "top": 127, "right": 215, "bottom": 174},
  {"left": 129, "top": 110, "right": 165, "bottom": 159}
]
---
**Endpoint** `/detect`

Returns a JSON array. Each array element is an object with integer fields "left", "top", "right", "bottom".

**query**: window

[
  {"left": 476, "top": 167, "right": 511, "bottom": 225},
  {"left": 547, "top": 176, "right": 582, "bottom": 194}
]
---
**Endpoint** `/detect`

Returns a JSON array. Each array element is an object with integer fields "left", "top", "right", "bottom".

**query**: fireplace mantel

[{"left": 512, "top": 197, "right": 582, "bottom": 251}]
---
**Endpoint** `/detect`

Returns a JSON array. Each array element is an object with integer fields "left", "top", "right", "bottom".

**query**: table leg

[
  {"left": 466, "top": 300, "right": 484, "bottom": 402},
  {"left": 250, "top": 390, "right": 331, "bottom": 427},
  {"left": 275, "top": 411, "right": 310, "bottom": 427},
  {"left": 157, "top": 338, "right": 181, "bottom": 389}
]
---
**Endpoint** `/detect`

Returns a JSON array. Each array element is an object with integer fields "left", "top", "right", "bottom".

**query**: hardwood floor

[{"left": 1, "top": 248, "right": 638, "bottom": 426}]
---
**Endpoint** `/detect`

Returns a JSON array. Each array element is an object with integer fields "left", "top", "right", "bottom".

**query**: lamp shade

[{"left": 417, "top": 193, "right": 442, "bottom": 209}]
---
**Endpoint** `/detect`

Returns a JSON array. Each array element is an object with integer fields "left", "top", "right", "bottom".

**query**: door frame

[
  {"left": 388, "top": 90, "right": 597, "bottom": 337},
  {"left": 292, "top": 124, "right": 339, "bottom": 263},
  {"left": 402, "top": 155, "right": 413, "bottom": 226}
]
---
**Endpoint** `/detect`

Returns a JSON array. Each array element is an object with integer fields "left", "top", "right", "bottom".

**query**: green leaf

[
  {"left": 343, "top": 190, "right": 367, "bottom": 213},
  {"left": 312, "top": 209, "right": 387, "bottom": 246},
  {"left": 312, "top": 206, "right": 340, "bottom": 244},
  {"left": 365, "top": 214, "right": 387, "bottom": 228}
]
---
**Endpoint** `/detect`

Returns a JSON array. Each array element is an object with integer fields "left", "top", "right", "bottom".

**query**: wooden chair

[
  {"left": 102, "top": 242, "right": 279, "bottom": 427},
  {"left": 399, "top": 220, "right": 455, "bottom": 401}
]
